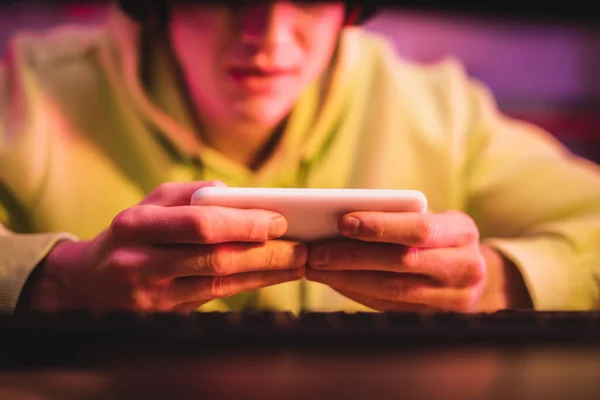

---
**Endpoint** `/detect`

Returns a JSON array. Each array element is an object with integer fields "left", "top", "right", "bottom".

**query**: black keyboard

[
  {"left": 1, "top": 310, "right": 600, "bottom": 400},
  {"left": 1, "top": 310, "right": 599, "bottom": 346}
]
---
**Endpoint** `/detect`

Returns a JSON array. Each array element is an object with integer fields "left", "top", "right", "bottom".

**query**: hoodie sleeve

[
  {"left": 0, "top": 41, "right": 77, "bottom": 314},
  {"left": 463, "top": 76, "right": 600, "bottom": 310},
  {"left": 0, "top": 222, "right": 76, "bottom": 313}
]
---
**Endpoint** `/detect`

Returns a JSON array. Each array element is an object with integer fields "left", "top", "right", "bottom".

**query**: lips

[
  {"left": 227, "top": 66, "right": 296, "bottom": 93},
  {"left": 229, "top": 66, "right": 290, "bottom": 78}
]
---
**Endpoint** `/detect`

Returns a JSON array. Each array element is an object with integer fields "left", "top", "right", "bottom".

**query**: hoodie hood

[{"left": 102, "top": 5, "right": 377, "bottom": 188}]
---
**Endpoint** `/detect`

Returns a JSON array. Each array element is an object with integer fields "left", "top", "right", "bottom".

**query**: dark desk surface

[{"left": 1, "top": 310, "right": 599, "bottom": 400}]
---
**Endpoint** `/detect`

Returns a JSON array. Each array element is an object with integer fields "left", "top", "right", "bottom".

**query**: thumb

[{"left": 140, "top": 180, "right": 227, "bottom": 207}]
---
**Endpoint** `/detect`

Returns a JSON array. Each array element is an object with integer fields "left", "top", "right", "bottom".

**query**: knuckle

[
  {"left": 463, "top": 253, "right": 486, "bottom": 286},
  {"left": 388, "top": 278, "right": 412, "bottom": 301},
  {"left": 110, "top": 208, "right": 139, "bottom": 239},
  {"left": 131, "top": 289, "right": 162, "bottom": 312},
  {"left": 105, "top": 248, "right": 132, "bottom": 269},
  {"left": 245, "top": 217, "right": 266, "bottom": 241},
  {"left": 413, "top": 215, "right": 436, "bottom": 244},
  {"left": 370, "top": 215, "right": 387, "bottom": 237},
  {"left": 104, "top": 249, "right": 144, "bottom": 285},
  {"left": 401, "top": 247, "right": 421, "bottom": 271},
  {"left": 152, "top": 182, "right": 177, "bottom": 199},
  {"left": 104, "top": 250, "right": 123, "bottom": 270},
  {"left": 131, "top": 291, "right": 151, "bottom": 311},
  {"left": 450, "top": 289, "right": 479, "bottom": 312},
  {"left": 264, "top": 247, "right": 277, "bottom": 269},
  {"left": 141, "top": 183, "right": 176, "bottom": 205},
  {"left": 408, "top": 249, "right": 453, "bottom": 284},
  {"left": 207, "top": 245, "right": 234, "bottom": 275},
  {"left": 190, "top": 211, "right": 216, "bottom": 243},
  {"left": 208, "top": 276, "right": 231, "bottom": 299}
]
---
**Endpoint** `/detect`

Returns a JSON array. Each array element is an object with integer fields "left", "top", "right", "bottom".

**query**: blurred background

[{"left": 1, "top": 2, "right": 599, "bottom": 162}]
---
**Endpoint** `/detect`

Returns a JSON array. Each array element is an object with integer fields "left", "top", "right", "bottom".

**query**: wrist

[
  {"left": 18, "top": 239, "right": 88, "bottom": 312},
  {"left": 479, "top": 244, "right": 533, "bottom": 311}
]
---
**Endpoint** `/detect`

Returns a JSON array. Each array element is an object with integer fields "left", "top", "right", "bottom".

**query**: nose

[{"left": 238, "top": 2, "right": 295, "bottom": 49}]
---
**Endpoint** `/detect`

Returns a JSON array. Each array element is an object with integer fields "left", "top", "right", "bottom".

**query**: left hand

[{"left": 306, "top": 211, "right": 496, "bottom": 312}]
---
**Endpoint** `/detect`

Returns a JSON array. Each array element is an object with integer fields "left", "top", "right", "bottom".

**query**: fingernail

[
  {"left": 268, "top": 215, "right": 287, "bottom": 239},
  {"left": 340, "top": 216, "right": 361, "bottom": 236},
  {"left": 310, "top": 246, "right": 329, "bottom": 268},
  {"left": 209, "top": 180, "right": 227, "bottom": 187}
]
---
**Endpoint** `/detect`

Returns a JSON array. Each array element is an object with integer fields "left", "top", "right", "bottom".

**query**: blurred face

[{"left": 169, "top": 1, "right": 346, "bottom": 130}]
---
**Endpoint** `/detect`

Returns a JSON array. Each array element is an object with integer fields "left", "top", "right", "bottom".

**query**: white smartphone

[{"left": 190, "top": 187, "right": 428, "bottom": 241}]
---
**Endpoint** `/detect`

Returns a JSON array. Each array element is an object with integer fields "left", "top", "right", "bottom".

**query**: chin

[{"left": 230, "top": 100, "right": 293, "bottom": 127}]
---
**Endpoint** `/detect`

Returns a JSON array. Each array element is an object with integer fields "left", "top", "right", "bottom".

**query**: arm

[
  {"left": 0, "top": 219, "right": 76, "bottom": 313},
  {"left": 0, "top": 41, "right": 77, "bottom": 314},
  {"left": 464, "top": 80, "right": 600, "bottom": 310}
]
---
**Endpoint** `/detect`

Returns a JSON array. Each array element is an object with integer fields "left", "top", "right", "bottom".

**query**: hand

[
  {"left": 24, "top": 181, "right": 306, "bottom": 312},
  {"left": 306, "top": 211, "right": 512, "bottom": 312}
]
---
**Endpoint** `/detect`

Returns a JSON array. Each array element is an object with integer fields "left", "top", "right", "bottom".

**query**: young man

[{"left": 1, "top": 1, "right": 599, "bottom": 314}]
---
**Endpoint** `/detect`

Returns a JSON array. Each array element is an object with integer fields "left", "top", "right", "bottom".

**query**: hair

[{"left": 116, "top": 0, "right": 379, "bottom": 27}]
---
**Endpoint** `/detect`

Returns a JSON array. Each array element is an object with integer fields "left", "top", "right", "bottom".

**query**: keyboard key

[
  {"left": 383, "top": 312, "right": 426, "bottom": 331},
  {"left": 431, "top": 312, "right": 473, "bottom": 330},
  {"left": 472, "top": 310, "right": 541, "bottom": 331},
  {"left": 542, "top": 311, "right": 599, "bottom": 331},
  {"left": 146, "top": 312, "right": 194, "bottom": 330},
  {"left": 300, "top": 312, "right": 342, "bottom": 330},
  {"left": 54, "top": 310, "right": 98, "bottom": 330},
  {"left": 191, "top": 312, "right": 233, "bottom": 331},
  {"left": 339, "top": 312, "right": 384, "bottom": 330}
]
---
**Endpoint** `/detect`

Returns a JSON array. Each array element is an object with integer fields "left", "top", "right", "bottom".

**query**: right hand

[{"left": 24, "top": 181, "right": 307, "bottom": 312}]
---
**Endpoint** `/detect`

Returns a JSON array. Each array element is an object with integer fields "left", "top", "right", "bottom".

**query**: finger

[
  {"left": 110, "top": 205, "right": 287, "bottom": 244},
  {"left": 333, "top": 288, "right": 434, "bottom": 312},
  {"left": 118, "top": 241, "right": 307, "bottom": 279},
  {"left": 338, "top": 211, "right": 479, "bottom": 247},
  {"left": 308, "top": 241, "right": 485, "bottom": 287},
  {"left": 140, "top": 180, "right": 227, "bottom": 207},
  {"left": 168, "top": 267, "right": 305, "bottom": 305},
  {"left": 306, "top": 269, "right": 482, "bottom": 312}
]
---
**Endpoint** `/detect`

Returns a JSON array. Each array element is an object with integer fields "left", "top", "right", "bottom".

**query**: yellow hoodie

[{"left": 1, "top": 8, "right": 600, "bottom": 313}]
